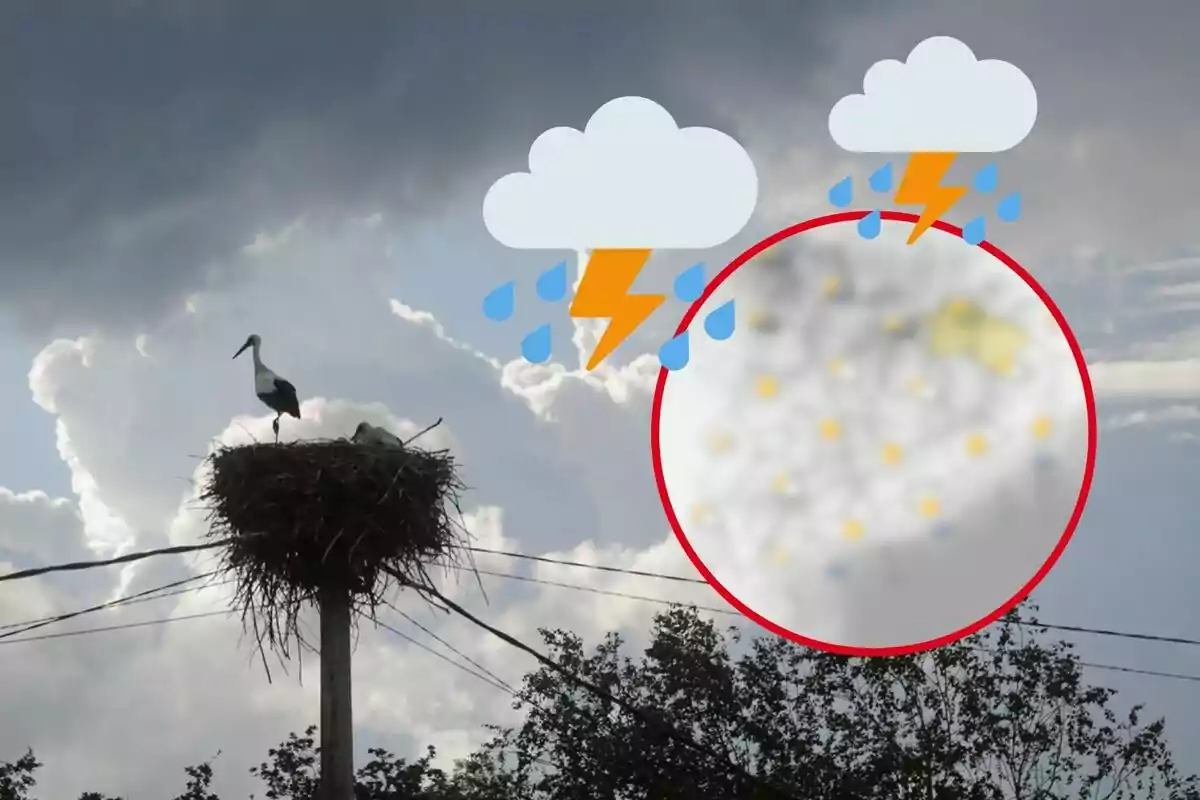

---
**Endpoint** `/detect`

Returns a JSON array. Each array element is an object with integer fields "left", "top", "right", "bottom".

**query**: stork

[{"left": 233, "top": 334, "right": 300, "bottom": 442}]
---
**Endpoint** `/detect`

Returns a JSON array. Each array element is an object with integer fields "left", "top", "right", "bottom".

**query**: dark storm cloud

[{"left": 0, "top": 0, "right": 876, "bottom": 331}]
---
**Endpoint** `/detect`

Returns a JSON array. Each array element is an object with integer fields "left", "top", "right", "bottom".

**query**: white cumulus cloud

[
  {"left": 828, "top": 36, "right": 1038, "bottom": 153},
  {"left": 483, "top": 96, "right": 758, "bottom": 249}
]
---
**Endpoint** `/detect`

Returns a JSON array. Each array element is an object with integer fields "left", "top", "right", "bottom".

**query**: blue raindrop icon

[
  {"left": 828, "top": 176, "right": 853, "bottom": 208},
  {"left": 857, "top": 210, "right": 882, "bottom": 240},
  {"left": 962, "top": 217, "right": 987, "bottom": 246},
  {"left": 997, "top": 192, "right": 1022, "bottom": 223},
  {"left": 868, "top": 162, "right": 894, "bottom": 193},
  {"left": 825, "top": 562, "right": 849, "bottom": 580},
  {"left": 536, "top": 261, "right": 568, "bottom": 302},
  {"left": 520, "top": 324, "right": 552, "bottom": 364},
  {"left": 704, "top": 301, "right": 736, "bottom": 341},
  {"left": 973, "top": 163, "right": 999, "bottom": 193},
  {"left": 658, "top": 331, "right": 690, "bottom": 371},
  {"left": 931, "top": 522, "right": 955, "bottom": 540},
  {"left": 482, "top": 282, "right": 515, "bottom": 322},
  {"left": 674, "top": 263, "right": 706, "bottom": 302}
]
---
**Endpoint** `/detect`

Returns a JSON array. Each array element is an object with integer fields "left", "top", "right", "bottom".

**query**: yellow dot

[
  {"left": 748, "top": 310, "right": 777, "bottom": 332},
  {"left": 1031, "top": 416, "right": 1054, "bottom": 440},
  {"left": 828, "top": 358, "right": 852, "bottom": 378},
  {"left": 965, "top": 433, "right": 989, "bottom": 457},
  {"left": 755, "top": 375, "right": 780, "bottom": 398},
  {"left": 771, "top": 473, "right": 792, "bottom": 494},
  {"left": 881, "top": 443, "right": 904, "bottom": 465},
  {"left": 690, "top": 503, "right": 714, "bottom": 524},
  {"left": 906, "top": 377, "right": 931, "bottom": 398},
  {"left": 946, "top": 298, "right": 976, "bottom": 317},
  {"left": 769, "top": 546, "right": 791, "bottom": 566},
  {"left": 841, "top": 519, "right": 864, "bottom": 541},
  {"left": 882, "top": 314, "right": 905, "bottom": 333},
  {"left": 706, "top": 431, "right": 736, "bottom": 454},
  {"left": 917, "top": 495, "right": 941, "bottom": 518},
  {"left": 821, "top": 275, "right": 841, "bottom": 298},
  {"left": 819, "top": 418, "right": 842, "bottom": 440}
]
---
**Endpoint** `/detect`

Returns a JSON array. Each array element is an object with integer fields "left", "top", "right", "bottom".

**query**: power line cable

[
  {"left": 369, "top": 615, "right": 515, "bottom": 696},
  {"left": 0, "top": 541, "right": 226, "bottom": 585},
  {"left": 382, "top": 599, "right": 516, "bottom": 693},
  {"left": 454, "top": 552, "right": 1200, "bottom": 649},
  {"left": 461, "top": 546, "right": 706, "bottom": 585},
  {"left": 0, "top": 575, "right": 235, "bottom": 633},
  {"left": 385, "top": 565, "right": 798, "bottom": 800},
  {"left": 460, "top": 565, "right": 738, "bottom": 617},
  {"left": 0, "top": 610, "right": 231, "bottom": 644},
  {"left": 6, "top": 542, "right": 1200, "bottom": 651},
  {"left": 449, "top": 566, "right": 1200, "bottom": 684},
  {"left": 0, "top": 572, "right": 219, "bottom": 640},
  {"left": 2, "top": 580, "right": 1200, "bottom": 688},
  {"left": 1076, "top": 660, "right": 1200, "bottom": 684}
]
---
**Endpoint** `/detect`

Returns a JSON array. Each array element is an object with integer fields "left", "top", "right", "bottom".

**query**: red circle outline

[{"left": 649, "top": 210, "right": 1098, "bottom": 657}]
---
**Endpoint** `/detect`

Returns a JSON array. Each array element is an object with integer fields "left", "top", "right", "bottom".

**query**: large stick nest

[{"left": 201, "top": 432, "right": 467, "bottom": 662}]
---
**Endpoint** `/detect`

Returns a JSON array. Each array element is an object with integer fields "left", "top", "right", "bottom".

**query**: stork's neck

[{"left": 250, "top": 341, "right": 265, "bottom": 371}]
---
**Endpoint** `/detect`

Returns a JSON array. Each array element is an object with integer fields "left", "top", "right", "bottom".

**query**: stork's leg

[{"left": 272, "top": 414, "right": 281, "bottom": 443}]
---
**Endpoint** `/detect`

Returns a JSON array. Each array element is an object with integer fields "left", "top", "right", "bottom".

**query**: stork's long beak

[{"left": 233, "top": 341, "right": 251, "bottom": 359}]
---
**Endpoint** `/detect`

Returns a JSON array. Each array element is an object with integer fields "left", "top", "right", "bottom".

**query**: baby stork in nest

[{"left": 233, "top": 334, "right": 300, "bottom": 442}]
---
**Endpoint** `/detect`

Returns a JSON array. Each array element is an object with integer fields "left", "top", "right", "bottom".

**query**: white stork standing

[{"left": 233, "top": 334, "right": 300, "bottom": 442}]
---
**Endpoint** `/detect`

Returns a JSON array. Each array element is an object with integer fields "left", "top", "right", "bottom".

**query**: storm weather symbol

[
  {"left": 827, "top": 35, "right": 1038, "bottom": 245},
  {"left": 483, "top": 96, "right": 760, "bottom": 369}
]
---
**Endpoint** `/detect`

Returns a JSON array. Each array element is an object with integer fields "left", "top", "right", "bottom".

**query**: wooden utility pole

[{"left": 319, "top": 583, "right": 355, "bottom": 800}]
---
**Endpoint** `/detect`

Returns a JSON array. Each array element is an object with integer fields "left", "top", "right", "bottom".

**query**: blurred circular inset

[{"left": 651, "top": 211, "right": 1096, "bottom": 656}]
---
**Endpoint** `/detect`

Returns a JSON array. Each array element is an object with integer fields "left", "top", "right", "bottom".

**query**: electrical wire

[
  {"left": 0, "top": 540, "right": 226, "bottom": 584},
  {"left": 382, "top": 565, "right": 798, "bottom": 800},
  {"left": 3, "top": 569, "right": 1200, "bottom": 688},
  {"left": 5, "top": 543, "right": 1200, "bottom": 656},
  {"left": 460, "top": 546, "right": 707, "bottom": 585},
  {"left": 454, "top": 552, "right": 1200, "bottom": 649},
  {"left": 454, "top": 566, "right": 1200, "bottom": 685},
  {"left": 0, "top": 610, "right": 231, "bottom": 644},
  {"left": 369, "top": 615, "right": 515, "bottom": 696},
  {"left": 382, "top": 599, "right": 515, "bottom": 692},
  {"left": 461, "top": 565, "right": 739, "bottom": 617},
  {"left": 0, "top": 571, "right": 219, "bottom": 640}
]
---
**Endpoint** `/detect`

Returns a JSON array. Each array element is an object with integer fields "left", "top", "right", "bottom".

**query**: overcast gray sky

[{"left": 1, "top": 2, "right": 1199, "bottom": 797}]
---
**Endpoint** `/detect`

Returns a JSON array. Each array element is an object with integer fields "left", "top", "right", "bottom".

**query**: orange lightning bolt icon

[
  {"left": 894, "top": 152, "right": 967, "bottom": 245},
  {"left": 570, "top": 248, "right": 664, "bottom": 370}
]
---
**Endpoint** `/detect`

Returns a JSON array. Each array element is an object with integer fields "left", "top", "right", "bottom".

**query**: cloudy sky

[{"left": 1, "top": 1, "right": 1199, "bottom": 797}]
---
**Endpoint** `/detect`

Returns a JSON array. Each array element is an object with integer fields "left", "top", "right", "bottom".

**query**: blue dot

[
  {"left": 536, "top": 261, "right": 568, "bottom": 303},
  {"left": 997, "top": 192, "right": 1022, "bottom": 223},
  {"left": 703, "top": 301, "right": 736, "bottom": 341},
  {"left": 658, "top": 331, "right": 690, "bottom": 371},
  {"left": 857, "top": 210, "right": 882, "bottom": 240},
  {"left": 868, "top": 162, "right": 894, "bottom": 193},
  {"left": 828, "top": 176, "right": 853, "bottom": 208},
  {"left": 482, "top": 282, "right": 515, "bottom": 322},
  {"left": 825, "top": 562, "right": 849, "bottom": 580},
  {"left": 673, "top": 263, "right": 706, "bottom": 302},
  {"left": 931, "top": 522, "right": 954, "bottom": 539},
  {"left": 520, "top": 324, "right": 552, "bottom": 364},
  {"left": 962, "top": 217, "right": 987, "bottom": 246},
  {"left": 973, "top": 163, "right": 999, "bottom": 193}
]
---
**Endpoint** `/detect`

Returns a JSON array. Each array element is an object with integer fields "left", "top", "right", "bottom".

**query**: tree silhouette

[{"left": 3, "top": 603, "right": 1197, "bottom": 799}]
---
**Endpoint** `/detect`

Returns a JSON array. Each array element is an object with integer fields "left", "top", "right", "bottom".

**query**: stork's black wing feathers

[{"left": 274, "top": 378, "right": 301, "bottom": 418}]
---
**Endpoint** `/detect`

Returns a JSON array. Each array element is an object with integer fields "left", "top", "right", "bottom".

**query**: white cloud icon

[
  {"left": 828, "top": 36, "right": 1038, "bottom": 153},
  {"left": 483, "top": 96, "right": 759, "bottom": 249}
]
